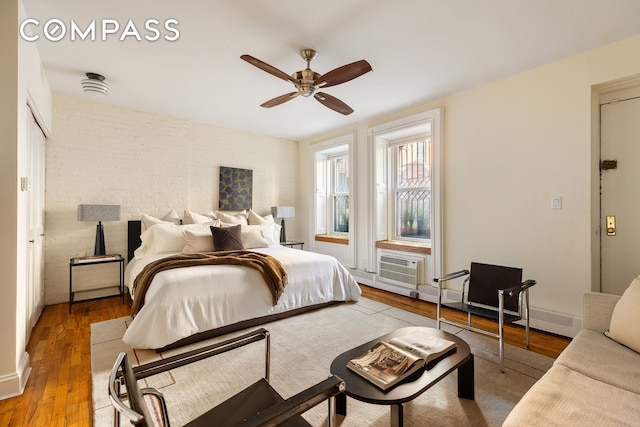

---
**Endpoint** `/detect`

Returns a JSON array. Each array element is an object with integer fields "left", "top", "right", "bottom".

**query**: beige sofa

[{"left": 504, "top": 291, "right": 640, "bottom": 426}]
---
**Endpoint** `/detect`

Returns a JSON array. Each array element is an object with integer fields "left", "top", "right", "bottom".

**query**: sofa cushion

[
  {"left": 606, "top": 277, "right": 640, "bottom": 353},
  {"left": 503, "top": 364, "right": 640, "bottom": 426},
  {"left": 554, "top": 329, "right": 640, "bottom": 394},
  {"left": 582, "top": 292, "right": 620, "bottom": 332}
]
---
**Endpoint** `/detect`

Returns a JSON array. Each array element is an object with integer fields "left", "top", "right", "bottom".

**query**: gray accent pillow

[{"left": 210, "top": 224, "right": 244, "bottom": 251}]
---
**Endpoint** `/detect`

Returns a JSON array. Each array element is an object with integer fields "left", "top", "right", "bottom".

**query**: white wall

[
  {"left": 299, "top": 35, "right": 640, "bottom": 336},
  {"left": 44, "top": 93, "right": 298, "bottom": 304},
  {"left": 0, "top": 0, "right": 22, "bottom": 400},
  {"left": 0, "top": 0, "right": 52, "bottom": 400}
]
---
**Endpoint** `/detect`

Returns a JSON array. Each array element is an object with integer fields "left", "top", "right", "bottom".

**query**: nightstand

[
  {"left": 281, "top": 241, "right": 304, "bottom": 250},
  {"left": 69, "top": 254, "right": 124, "bottom": 312}
]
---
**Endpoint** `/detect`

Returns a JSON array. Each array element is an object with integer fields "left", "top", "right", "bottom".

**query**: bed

[{"left": 122, "top": 218, "right": 361, "bottom": 350}]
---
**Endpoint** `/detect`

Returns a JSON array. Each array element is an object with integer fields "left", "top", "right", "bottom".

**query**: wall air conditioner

[{"left": 377, "top": 253, "right": 423, "bottom": 289}]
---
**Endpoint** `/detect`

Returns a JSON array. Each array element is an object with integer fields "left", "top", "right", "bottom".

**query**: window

[
  {"left": 368, "top": 108, "right": 441, "bottom": 281},
  {"left": 310, "top": 133, "right": 355, "bottom": 267},
  {"left": 391, "top": 136, "right": 430, "bottom": 241},
  {"left": 311, "top": 136, "right": 353, "bottom": 241},
  {"left": 369, "top": 108, "right": 441, "bottom": 263},
  {"left": 331, "top": 155, "right": 349, "bottom": 234}
]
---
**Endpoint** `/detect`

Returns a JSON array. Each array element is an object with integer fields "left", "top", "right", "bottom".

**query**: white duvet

[{"left": 122, "top": 246, "right": 361, "bottom": 349}]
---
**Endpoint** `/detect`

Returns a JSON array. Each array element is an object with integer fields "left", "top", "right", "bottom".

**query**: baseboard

[
  {"left": 352, "top": 269, "right": 581, "bottom": 338},
  {"left": 0, "top": 351, "right": 31, "bottom": 400},
  {"left": 528, "top": 307, "right": 581, "bottom": 338}
]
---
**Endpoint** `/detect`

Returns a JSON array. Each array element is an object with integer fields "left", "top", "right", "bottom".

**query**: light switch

[{"left": 551, "top": 196, "right": 562, "bottom": 209}]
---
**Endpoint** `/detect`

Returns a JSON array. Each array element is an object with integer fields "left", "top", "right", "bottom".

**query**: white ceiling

[{"left": 22, "top": 0, "right": 640, "bottom": 141}]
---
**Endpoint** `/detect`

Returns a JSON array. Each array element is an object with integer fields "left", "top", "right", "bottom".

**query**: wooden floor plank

[
  {"left": 1, "top": 286, "right": 571, "bottom": 425},
  {"left": 359, "top": 285, "right": 571, "bottom": 358}
]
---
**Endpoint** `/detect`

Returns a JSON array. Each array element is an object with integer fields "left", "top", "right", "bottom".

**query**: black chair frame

[
  {"left": 434, "top": 263, "right": 536, "bottom": 372},
  {"left": 108, "top": 328, "right": 345, "bottom": 427}
]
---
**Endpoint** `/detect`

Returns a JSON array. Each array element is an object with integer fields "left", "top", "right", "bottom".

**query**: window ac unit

[{"left": 378, "top": 254, "right": 422, "bottom": 289}]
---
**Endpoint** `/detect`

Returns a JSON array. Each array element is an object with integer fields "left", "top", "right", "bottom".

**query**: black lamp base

[
  {"left": 280, "top": 218, "right": 286, "bottom": 243},
  {"left": 94, "top": 221, "right": 106, "bottom": 256}
]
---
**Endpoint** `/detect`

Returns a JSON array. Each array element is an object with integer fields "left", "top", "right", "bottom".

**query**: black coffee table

[{"left": 330, "top": 326, "right": 474, "bottom": 427}]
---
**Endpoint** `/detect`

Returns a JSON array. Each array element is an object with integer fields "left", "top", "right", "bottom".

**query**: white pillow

[
  {"left": 248, "top": 209, "right": 274, "bottom": 225},
  {"left": 216, "top": 210, "right": 249, "bottom": 225},
  {"left": 135, "top": 223, "right": 185, "bottom": 257},
  {"left": 241, "top": 229, "right": 270, "bottom": 249},
  {"left": 182, "top": 228, "right": 214, "bottom": 253},
  {"left": 267, "top": 222, "right": 281, "bottom": 245},
  {"left": 607, "top": 277, "right": 640, "bottom": 353},
  {"left": 183, "top": 210, "right": 215, "bottom": 224},
  {"left": 163, "top": 209, "right": 181, "bottom": 223},
  {"left": 242, "top": 223, "right": 281, "bottom": 245},
  {"left": 141, "top": 210, "right": 181, "bottom": 233}
]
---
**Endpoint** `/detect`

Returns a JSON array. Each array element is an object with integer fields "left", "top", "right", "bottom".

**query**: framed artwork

[{"left": 219, "top": 166, "right": 253, "bottom": 210}]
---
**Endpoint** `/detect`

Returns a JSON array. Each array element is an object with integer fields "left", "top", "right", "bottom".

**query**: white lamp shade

[
  {"left": 77, "top": 204, "right": 121, "bottom": 222},
  {"left": 271, "top": 206, "right": 295, "bottom": 218}
]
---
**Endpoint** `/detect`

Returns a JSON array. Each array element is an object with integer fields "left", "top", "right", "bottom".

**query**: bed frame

[
  {"left": 127, "top": 220, "right": 143, "bottom": 262},
  {"left": 126, "top": 220, "right": 339, "bottom": 352}
]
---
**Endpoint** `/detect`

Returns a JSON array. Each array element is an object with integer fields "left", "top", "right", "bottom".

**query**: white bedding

[{"left": 122, "top": 245, "right": 361, "bottom": 349}]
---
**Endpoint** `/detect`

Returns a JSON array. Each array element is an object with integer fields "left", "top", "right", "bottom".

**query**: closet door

[{"left": 26, "top": 110, "right": 45, "bottom": 334}]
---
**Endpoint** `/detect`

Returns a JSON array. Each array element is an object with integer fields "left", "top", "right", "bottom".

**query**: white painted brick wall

[{"left": 45, "top": 93, "right": 298, "bottom": 304}]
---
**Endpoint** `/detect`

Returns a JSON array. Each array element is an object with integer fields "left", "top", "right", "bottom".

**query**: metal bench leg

[
  {"left": 327, "top": 396, "right": 336, "bottom": 427},
  {"left": 499, "top": 290, "right": 505, "bottom": 373},
  {"left": 524, "top": 288, "right": 531, "bottom": 349},
  {"left": 436, "top": 282, "right": 442, "bottom": 329}
]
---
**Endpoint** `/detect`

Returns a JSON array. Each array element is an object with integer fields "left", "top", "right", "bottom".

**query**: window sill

[
  {"left": 315, "top": 235, "right": 349, "bottom": 245},
  {"left": 375, "top": 240, "right": 431, "bottom": 255}
]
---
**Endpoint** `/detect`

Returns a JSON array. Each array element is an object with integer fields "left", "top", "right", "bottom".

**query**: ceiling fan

[{"left": 240, "top": 49, "right": 372, "bottom": 115}]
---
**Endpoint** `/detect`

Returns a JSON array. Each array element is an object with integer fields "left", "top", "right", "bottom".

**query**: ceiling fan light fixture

[
  {"left": 298, "top": 84, "right": 316, "bottom": 97},
  {"left": 241, "top": 48, "right": 372, "bottom": 115},
  {"left": 81, "top": 72, "right": 109, "bottom": 97}
]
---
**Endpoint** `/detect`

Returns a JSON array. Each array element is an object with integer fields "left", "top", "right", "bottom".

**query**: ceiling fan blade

[
  {"left": 260, "top": 92, "right": 299, "bottom": 108},
  {"left": 241, "top": 55, "right": 297, "bottom": 84},
  {"left": 314, "top": 60, "right": 372, "bottom": 88},
  {"left": 314, "top": 92, "right": 354, "bottom": 115}
]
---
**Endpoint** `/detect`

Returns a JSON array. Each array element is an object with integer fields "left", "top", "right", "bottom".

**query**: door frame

[{"left": 591, "top": 75, "right": 640, "bottom": 292}]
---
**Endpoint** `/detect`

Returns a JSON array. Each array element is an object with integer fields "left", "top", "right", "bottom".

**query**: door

[
  {"left": 600, "top": 89, "right": 640, "bottom": 295},
  {"left": 26, "top": 110, "right": 45, "bottom": 334}
]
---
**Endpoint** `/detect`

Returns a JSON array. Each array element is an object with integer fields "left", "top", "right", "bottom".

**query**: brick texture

[{"left": 45, "top": 93, "right": 297, "bottom": 304}]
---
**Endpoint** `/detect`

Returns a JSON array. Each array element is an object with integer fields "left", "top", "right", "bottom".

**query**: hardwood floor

[
  {"left": 360, "top": 285, "right": 571, "bottom": 359},
  {"left": 0, "top": 297, "right": 132, "bottom": 427},
  {"left": 0, "top": 286, "right": 571, "bottom": 426}
]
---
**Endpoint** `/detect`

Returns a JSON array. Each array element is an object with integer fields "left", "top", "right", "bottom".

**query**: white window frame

[
  {"left": 309, "top": 133, "right": 356, "bottom": 267},
  {"left": 328, "top": 153, "right": 349, "bottom": 235},
  {"left": 367, "top": 109, "right": 442, "bottom": 280},
  {"left": 389, "top": 133, "right": 431, "bottom": 243}
]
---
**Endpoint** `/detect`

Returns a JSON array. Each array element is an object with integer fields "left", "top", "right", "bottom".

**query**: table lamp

[
  {"left": 77, "top": 204, "right": 121, "bottom": 255},
  {"left": 271, "top": 206, "right": 295, "bottom": 243}
]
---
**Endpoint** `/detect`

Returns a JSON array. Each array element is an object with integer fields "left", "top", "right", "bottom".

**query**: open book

[{"left": 347, "top": 331, "right": 457, "bottom": 390}]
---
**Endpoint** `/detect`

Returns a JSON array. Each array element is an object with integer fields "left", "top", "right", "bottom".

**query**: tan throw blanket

[{"left": 131, "top": 251, "right": 288, "bottom": 316}]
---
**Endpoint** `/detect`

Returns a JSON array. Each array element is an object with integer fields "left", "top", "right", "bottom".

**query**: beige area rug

[{"left": 91, "top": 298, "right": 553, "bottom": 426}]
